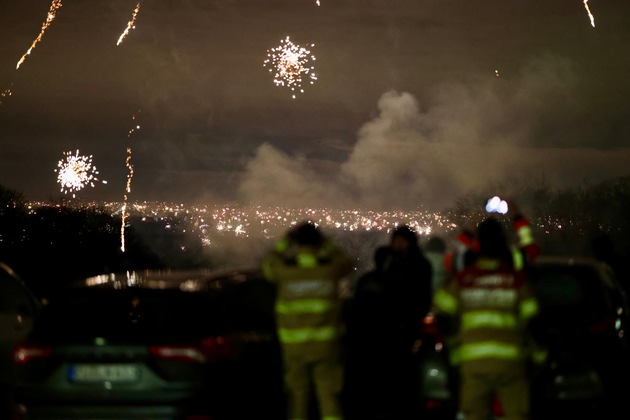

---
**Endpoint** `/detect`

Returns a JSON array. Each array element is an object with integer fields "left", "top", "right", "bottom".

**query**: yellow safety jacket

[
  {"left": 262, "top": 236, "right": 353, "bottom": 358},
  {"left": 433, "top": 257, "right": 545, "bottom": 370}
]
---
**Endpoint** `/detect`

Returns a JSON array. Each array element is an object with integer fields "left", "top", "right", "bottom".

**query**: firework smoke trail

[
  {"left": 583, "top": 0, "right": 595, "bottom": 27},
  {"left": 117, "top": 2, "right": 141, "bottom": 46},
  {"left": 16, "top": 0, "right": 63, "bottom": 70},
  {"left": 121, "top": 113, "right": 140, "bottom": 253},
  {"left": 263, "top": 36, "right": 318, "bottom": 99},
  {"left": 55, "top": 150, "right": 107, "bottom": 199}
]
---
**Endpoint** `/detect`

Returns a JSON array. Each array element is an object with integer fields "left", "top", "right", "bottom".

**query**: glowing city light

[
  {"left": 263, "top": 36, "right": 317, "bottom": 99},
  {"left": 117, "top": 2, "right": 141, "bottom": 46},
  {"left": 16, "top": 0, "right": 63, "bottom": 69},
  {"left": 485, "top": 196, "right": 508, "bottom": 214},
  {"left": 55, "top": 150, "right": 106, "bottom": 198}
]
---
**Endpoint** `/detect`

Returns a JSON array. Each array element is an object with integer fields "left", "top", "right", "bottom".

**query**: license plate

[{"left": 68, "top": 364, "right": 140, "bottom": 382}]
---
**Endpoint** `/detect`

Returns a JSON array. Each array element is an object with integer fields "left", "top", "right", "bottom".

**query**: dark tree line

[{"left": 0, "top": 185, "right": 163, "bottom": 296}]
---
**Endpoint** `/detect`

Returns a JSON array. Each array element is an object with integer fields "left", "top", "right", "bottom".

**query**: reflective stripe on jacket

[
  {"left": 433, "top": 258, "right": 539, "bottom": 366},
  {"left": 262, "top": 237, "right": 353, "bottom": 355},
  {"left": 514, "top": 216, "right": 540, "bottom": 263}
]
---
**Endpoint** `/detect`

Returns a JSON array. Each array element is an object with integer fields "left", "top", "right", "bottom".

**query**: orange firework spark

[
  {"left": 16, "top": 0, "right": 63, "bottom": 70},
  {"left": 583, "top": 0, "right": 595, "bottom": 27},
  {"left": 263, "top": 36, "right": 317, "bottom": 99},
  {"left": 0, "top": 83, "right": 13, "bottom": 106},
  {"left": 117, "top": 2, "right": 141, "bottom": 46},
  {"left": 121, "top": 113, "right": 140, "bottom": 252}
]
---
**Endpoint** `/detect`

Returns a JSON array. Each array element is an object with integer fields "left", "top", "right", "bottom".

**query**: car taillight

[
  {"left": 149, "top": 345, "right": 207, "bottom": 363},
  {"left": 149, "top": 336, "right": 232, "bottom": 364},
  {"left": 13, "top": 344, "right": 52, "bottom": 365},
  {"left": 420, "top": 314, "right": 444, "bottom": 348},
  {"left": 200, "top": 336, "right": 233, "bottom": 362},
  {"left": 424, "top": 399, "right": 445, "bottom": 410},
  {"left": 588, "top": 315, "right": 613, "bottom": 333},
  {"left": 492, "top": 394, "right": 505, "bottom": 417}
]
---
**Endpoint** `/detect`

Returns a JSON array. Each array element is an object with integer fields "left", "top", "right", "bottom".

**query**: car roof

[
  {"left": 533, "top": 255, "right": 607, "bottom": 267},
  {"left": 76, "top": 267, "right": 264, "bottom": 292},
  {"left": 530, "top": 255, "right": 617, "bottom": 289}
]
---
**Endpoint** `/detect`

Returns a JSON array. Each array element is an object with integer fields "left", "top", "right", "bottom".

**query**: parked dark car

[
  {"left": 0, "top": 262, "right": 41, "bottom": 418},
  {"left": 11, "top": 270, "right": 235, "bottom": 420},
  {"left": 11, "top": 267, "right": 284, "bottom": 420},
  {"left": 191, "top": 267, "right": 284, "bottom": 419},
  {"left": 526, "top": 256, "right": 630, "bottom": 419},
  {"left": 418, "top": 256, "right": 630, "bottom": 420}
]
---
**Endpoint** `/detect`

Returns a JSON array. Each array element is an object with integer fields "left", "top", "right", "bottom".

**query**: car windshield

[
  {"left": 527, "top": 264, "right": 610, "bottom": 331},
  {"left": 30, "top": 288, "right": 224, "bottom": 345}
]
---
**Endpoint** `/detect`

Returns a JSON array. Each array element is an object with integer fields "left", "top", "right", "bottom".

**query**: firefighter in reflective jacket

[
  {"left": 444, "top": 201, "right": 539, "bottom": 275},
  {"left": 433, "top": 217, "right": 543, "bottom": 420},
  {"left": 262, "top": 222, "right": 353, "bottom": 420}
]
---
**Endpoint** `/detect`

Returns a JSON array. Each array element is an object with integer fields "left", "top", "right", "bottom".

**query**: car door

[{"left": 0, "top": 262, "right": 40, "bottom": 391}]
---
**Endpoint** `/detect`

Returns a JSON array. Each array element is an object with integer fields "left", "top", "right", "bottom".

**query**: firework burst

[
  {"left": 16, "top": 0, "right": 63, "bottom": 70},
  {"left": 117, "top": 2, "right": 141, "bottom": 46},
  {"left": 55, "top": 150, "right": 106, "bottom": 198},
  {"left": 263, "top": 36, "right": 317, "bottom": 99}
]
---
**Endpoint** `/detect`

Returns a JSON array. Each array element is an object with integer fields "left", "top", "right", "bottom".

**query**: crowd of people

[{"left": 260, "top": 200, "right": 546, "bottom": 420}]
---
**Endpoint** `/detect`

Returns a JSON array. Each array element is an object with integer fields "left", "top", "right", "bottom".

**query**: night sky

[{"left": 1, "top": 0, "right": 629, "bottom": 210}]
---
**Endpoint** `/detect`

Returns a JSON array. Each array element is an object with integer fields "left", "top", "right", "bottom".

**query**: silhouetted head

[
  {"left": 390, "top": 225, "right": 418, "bottom": 252},
  {"left": 289, "top": 221, "right": 324, "bottom": 247},
  {"left": 477, "top": 217, "right": 509, "bottom": 259},
  {"left": 373, "top": 246, "right": 391, "bottom": 269}
]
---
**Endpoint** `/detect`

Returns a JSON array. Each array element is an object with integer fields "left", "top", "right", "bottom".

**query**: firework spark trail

[
  {"left": 117, "top": 2, "right": 141, "bottom": 46},
  {"left": 263, "top": 36, "right": 317, "bottom": 99},
  {"left": 121, "top": 113, "right": 140, "bottom": 252},
  {"left": 316, "top": 0, "right": 321, "bottom": 5},
  {"left": 16, "top": 0, "right": 63, "bottom": 70},
  {"left": 583, "top": 0, "right": 595, "bottom": 27},
  {"left": 55, "top": 150, "right": 107, "bottom": 199}
]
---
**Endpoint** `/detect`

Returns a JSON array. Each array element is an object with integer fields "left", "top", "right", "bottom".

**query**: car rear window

[
  {"left": 527, "top": 264, "right": 609, "bottom": 329},
  {"left": 30, "top": 288, "right": 224, "bottom": 344}
]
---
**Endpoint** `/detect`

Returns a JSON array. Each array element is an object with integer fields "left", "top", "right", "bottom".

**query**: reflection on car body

[
  {"left": 417, "top": 256, "right": 630, "bottom": 419},
  {"left": 0, "top": 262, "right": 41, "bottom": 418},
  {"left": 11, "top": 267, "right": 282, "bottom": 420},
  {"left": 526, "top": 256, "right": 630, "bottom": 418}
]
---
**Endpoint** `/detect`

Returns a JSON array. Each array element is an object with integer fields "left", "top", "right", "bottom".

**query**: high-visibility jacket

[
  {"left": 262, "top": 235, "right": 353, "bottom": 358},
  {"left": 433, "top": 257, "right": 544, "bottom": 370},
  {"left": 444, "top": 215, "right": 539, "bottom": 274}
]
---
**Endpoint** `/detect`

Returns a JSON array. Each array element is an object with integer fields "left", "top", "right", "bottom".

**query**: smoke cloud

[{"left": 238, "top": 55, "right": 630, "bottom": 211}]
